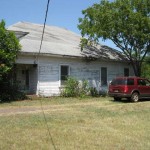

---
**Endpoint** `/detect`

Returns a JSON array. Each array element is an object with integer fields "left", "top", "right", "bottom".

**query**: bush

[
  {"left": 61, "top": 77, "right": 89, "bottom": 97},
  {"left": 79, "top": 80, "right": 89, "bottom": 98},
  {"left": 90, "top": 87, "right": 99, "bottom": 97},
  {"left": 61, "top": 77, "right": 79, "bottom": 97},
  {"left": 90, "top": 87, "right": 108, "bottom": 97},
  {"left": 99, "top": 89, "right": 108, "bottom": 97},
  {"left": 0, "top": 81, "right": 27, "bottom": 102},
  {"left": 61, "top": 77, "right": 108, "bottom": 98}
]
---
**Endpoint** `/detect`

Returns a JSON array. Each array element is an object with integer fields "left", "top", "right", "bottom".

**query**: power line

[
  {"left": 39, "top": 99, "right": 57, "bottom": 150},
  {"left": 38, "top": 0, "right": 57, "bottom": 149},
  {"left": 38, "top": 0, "right": 51, "bottom": 56}
]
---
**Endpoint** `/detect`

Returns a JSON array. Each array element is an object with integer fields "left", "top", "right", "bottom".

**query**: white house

[{"left": 8, "top": 22, "right": 134, "bottom": 96}]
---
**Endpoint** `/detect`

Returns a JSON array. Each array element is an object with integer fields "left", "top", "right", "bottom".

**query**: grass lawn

[{"left": 0, "top": 97, "right": 150, "bottom": 150}]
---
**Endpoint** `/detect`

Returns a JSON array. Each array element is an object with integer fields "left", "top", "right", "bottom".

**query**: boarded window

[
  {"left": 101, "top": 67, "right": 107, "bottom": 86},
  {"left": 124, "top": 68, "right": 129, "bottom": 76},
  {"left": 60, "top": 65, "right": 69, "bottom": 85}
]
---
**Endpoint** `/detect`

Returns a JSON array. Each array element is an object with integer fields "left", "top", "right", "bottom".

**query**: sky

[{"left": 0, "top": 0, "right": 117, "bottom": 50}]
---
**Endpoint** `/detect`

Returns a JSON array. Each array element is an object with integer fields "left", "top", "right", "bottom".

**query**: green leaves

[
  {"left": 0, "top": 20, "right": 21, "bottom": 80},
  {"left": 61, "top": 77, "right": 89, "bottom": 97},
  {"left": 78, "top": 0, "right": 150, "bottom": 76}
]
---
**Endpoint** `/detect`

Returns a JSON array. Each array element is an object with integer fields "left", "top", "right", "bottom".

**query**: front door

[{"left": 20, "top": 69, "right": 29, "bottom": 91}]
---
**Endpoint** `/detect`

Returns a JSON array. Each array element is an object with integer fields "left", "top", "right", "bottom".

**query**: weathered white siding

[
  {"left": 38, "top": 64, "right": 60, "bottom": 96},
  {"left": 16, "top": 55, "right": 134, "bottom": 96},
  {"left": 35, "top": 56, "right": 133, "bottom": 96}
]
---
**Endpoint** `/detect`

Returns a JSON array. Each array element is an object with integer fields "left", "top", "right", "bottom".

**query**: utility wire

[
  {"left": 39, "top": 99, "right": 57, "bottom": 150},
  {"left": 38, "top": 0, "right": 50, "bottom": 56},
  {"left": 37, "top": 0, "right": 57, "bottom": 150}
]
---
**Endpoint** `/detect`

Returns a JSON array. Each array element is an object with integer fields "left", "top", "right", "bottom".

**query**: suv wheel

[{"left": 131, "top": 92, "right": 139, "bottom": 102}]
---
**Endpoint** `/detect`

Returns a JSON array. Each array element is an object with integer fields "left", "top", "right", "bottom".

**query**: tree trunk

[{"left": 131, "top": 61, "right": 141, "bottom": 77}]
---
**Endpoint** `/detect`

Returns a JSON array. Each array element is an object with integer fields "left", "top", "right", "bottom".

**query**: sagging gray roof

[{"left": 8, "top": 22, "right": 127, "bottom": 61}]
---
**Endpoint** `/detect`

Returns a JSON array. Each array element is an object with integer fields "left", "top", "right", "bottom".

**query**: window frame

[
  {"left": 124, "top": 68, "right": 129, "bottom": 77},
  {"left": 101, "top": 67, "right": 107, "bottom": 86},
  {"left": 59, "top": 65, "right": 70, "bottom": 86}
]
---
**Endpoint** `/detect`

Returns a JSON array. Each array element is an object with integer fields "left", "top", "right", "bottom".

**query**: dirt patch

[{"left": 0, "top": 101, "right": 122, "bottom": 116}]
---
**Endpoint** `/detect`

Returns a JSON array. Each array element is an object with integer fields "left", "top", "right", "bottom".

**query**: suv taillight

[{"left": 123, "top": 86, "right": 128, "bottom": 93}]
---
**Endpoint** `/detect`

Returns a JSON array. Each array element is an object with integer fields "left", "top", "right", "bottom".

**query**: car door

[{"left": 137, "top": 79, "right": 150, "bottom": 97}]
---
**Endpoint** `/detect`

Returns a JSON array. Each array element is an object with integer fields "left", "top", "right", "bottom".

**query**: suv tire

[{"left": 131, "top": 92, "right": 139, "bottom": 102}]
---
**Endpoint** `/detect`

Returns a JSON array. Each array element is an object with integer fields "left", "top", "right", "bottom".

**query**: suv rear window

[{"left": 111, "top": 78, "right": 134, "bottom": 85}]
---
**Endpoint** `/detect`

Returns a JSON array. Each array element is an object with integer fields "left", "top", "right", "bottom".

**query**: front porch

[{"left": 15, "top": 64, "right": 38, "bottom": 94}]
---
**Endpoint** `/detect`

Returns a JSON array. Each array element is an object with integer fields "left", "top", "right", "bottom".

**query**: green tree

[
  {"left": 141, "top": 55, "right": 150, "bottom": 78},
  {"left": 0, "top": 20, "right": 21, "bottom": 81},
  {"left": 78, "top": 0, "right": 150, "bottom": 76}
]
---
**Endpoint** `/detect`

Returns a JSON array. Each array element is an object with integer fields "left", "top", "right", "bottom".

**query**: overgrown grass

[{"left": 0, "top": 97, "right": 150, "bottom": 150}]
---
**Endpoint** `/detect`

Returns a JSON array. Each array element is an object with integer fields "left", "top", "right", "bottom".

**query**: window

[
  {"left": 101, "top": 67, "right": 107, "bottom": 86},
  {"left": 111, "top": 79, "right": 126, "bottom": 85},
  {"left": 124, "top": 68, "right": 129, "bottom": 76},
  {"left": 127, "top": 79, "right": 134, "bottom": 85},
  {"left": 111, "top": 78, "right": 134, "bottom": 86},
  {"left": 138, "top": 79, "right": 146, "bottom": 86},
  {"left": 145, "top": 79, "right": 150, "bottom": 86},
  {"left": 60, "top": 65, "right": 69, "bottom": 85}
]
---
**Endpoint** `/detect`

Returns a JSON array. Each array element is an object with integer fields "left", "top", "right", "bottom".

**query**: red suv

[{"left": 108, "top": 76, "right": 150, "bottom": 102}]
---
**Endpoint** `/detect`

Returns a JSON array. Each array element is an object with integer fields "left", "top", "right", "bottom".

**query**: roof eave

[
  {"left": 19, "top": 52, "right": 83, "bottom": 59},
  {"left": 18, "top": 52, "right": 129, "bottom": 63}
]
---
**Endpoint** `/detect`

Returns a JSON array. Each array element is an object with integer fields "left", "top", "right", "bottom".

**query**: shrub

[
  {"left": 90, "top": 87, "right": 108, "bottom": 97},
  {"left": 61, "top": 77, "right": 89, "bottom": 97},
  {"left": 0, "top": 81, "right": 27, "bottom": 102},
  {"left": 99, "top": 89, "right": 108, "bottom": 97},
  {"left": 61, "top": 77, "right": 79, "bottom": 97},
  {"left": 78, "top": 80, "right": 89, "bottom": 98},
  {"left": 90, "top": 87, "right": 99, "bottom": 97}
]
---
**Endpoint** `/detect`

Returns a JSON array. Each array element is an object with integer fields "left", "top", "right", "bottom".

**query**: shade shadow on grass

[{"left": 109, "top": 97, "right": 150, "bottom": 103}]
